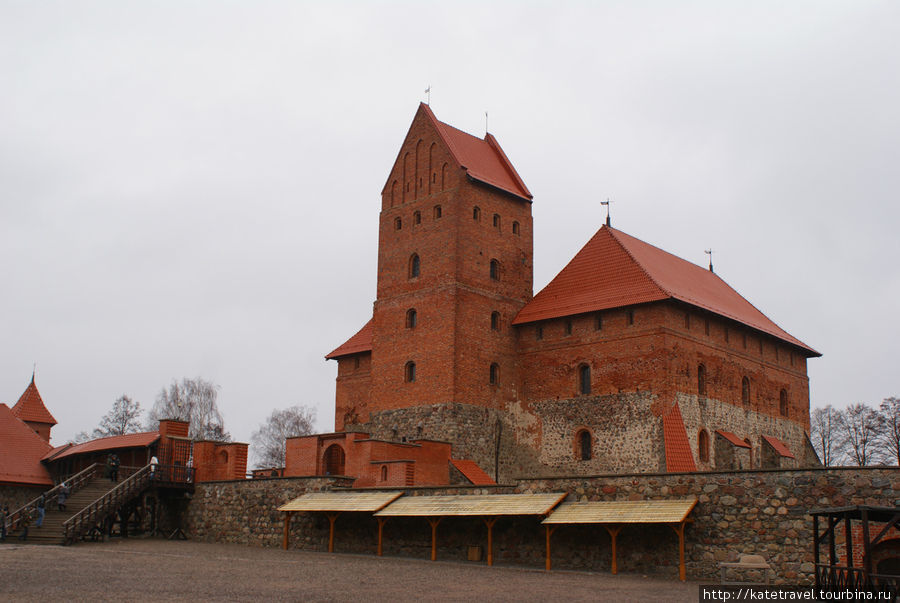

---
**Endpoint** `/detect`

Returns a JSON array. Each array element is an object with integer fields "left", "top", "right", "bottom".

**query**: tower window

[
  {"left": 473, "top": 206, "right": 481, "bottom": 221},
  {"left": 577, "top": 430, "right": 592, "bottom": 461},
  {"left": 698, "top": 429, "right": 710, "bottom": 463},
  {"left": 565, "top": 320, "right": 573, "bottom": 335},
  {"left": 627, "top": 309, "right": 634, "bottom": 325},
  {"left": 705, "top": 319, "right": 710, "bottom": 336},
  {"left": 742, "top": 376, "right": 750, "bottom": 406},
  {"left": 405, "top": 361, "right": 416, "bottom": 383},
  {"left": 489, "top": 363, "right": 500, "bottom": 385},
  {"left": 490, "top": 259, "right": 500, "bottom": 281},
  {"left": 490, "top": 311, "right": 500, "bottom": 331},
  {"left": 779, "top": 389, "right": 789, "bottom": 417},
  {"left": 578, "top": 364, "right": 591, "bottom": 395},
  {"left": 594, "top": 313, "right": 603, "bottom": 331},
  {"left": 394, "top": 217, "right": 402, "bottom": 230},
  {"left": 512, "top": 221, "right": 520, "bottom": 235},
  {"left": 381, "top": 465, "right": 388, "bottom": 481},
  {"left": 408, "top": 254, "right": 420, "bottom": 279},
  {"left": 536, "top": 325, "right": 543, "bottom": 340},
  {"left": 406, "top": 308, "right": 417, "bottom": 329},
  {"left": 742, "top": 333, "right": 747, "bottom": 349},
  {"left": 684, "top": 313, "right": 690, "bottom": 329},
  {"left": 698, "top": 364, "right": 707, "bottom": 397},
  {"left": 493, "top": 213, "right": 500, "bottom": 228},
  {"left": 413, "top": 211, "right": 421, "bottom": 225},
  {"left": 725, "top": 327, "right": 730, "bottom": 343},
  {"left": 433, "top": 205, "right": 442, "bottom": 219}
]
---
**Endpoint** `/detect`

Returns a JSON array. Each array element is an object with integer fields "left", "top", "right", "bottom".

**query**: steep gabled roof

[
  {"left": 450, "top": 459, "right": 497, "bottom": 486},
  {"left": 716, "top": 430, "right": 751, "bottom": 448},
  {"left": 389, "top": 104, "right": 532, "bottom": 202},
  {"left": 761, "top": 435, "right": 795, "bottom": 459},
  {"left": 326, "top": 319, "right": 373, "bottom": 359},
  {"left": 12, "top": 377, "right": 57, "bottom": 425},
  {"left": 0, "top": 403, "right": 53, "bottom": 486},
  {"left": 44, "top": 431, "right": 160, "bottom": 462},
  {"left": 662, "top": 403, "right": 697, "bottom": 473},
  {"left": 513, "top": 225, "right": 818, "bottom": 356}
]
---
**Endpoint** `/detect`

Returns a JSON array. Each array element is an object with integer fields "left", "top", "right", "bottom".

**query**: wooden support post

[
  {"left": 604, "top": 525, "right": 622, "bottom": 575},
  {"left": 282, "top": 512, "right": 292, "bottom": 550},
  {"left": 327, "top": 513, "right": 339, "bottom": 553},
  {"left": 861, "top": 508, "right": 873, "bottom": 580},
  {"left": 669, "top": 522, "right": 686, "bottom": 582},
  {"left": 377, "top": 518, "right": 387, "bottom": 556},
  {"left": 845, "top": 512, "right": 854, "bottom": 569},
  {"left": 482, "top": 517, "right": 498, "bottom": 566},
  {"left": 828, "top": 516, "right": 837, "bottom": 567},
  {"left": 427, "top": 518, "right": 442, "bottom": 561},
  {"left": 545, "top": 525, "right": 557, "bottom": 571}
]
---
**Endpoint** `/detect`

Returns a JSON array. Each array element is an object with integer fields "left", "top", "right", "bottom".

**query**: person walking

[
  {"left": 35, "top": 494, "right": 45, "bottom": 528},
  {"left": 150, "top": 455, "right": 159, "bottom": 479},
  {"left": 18, "top": 509, "right": 32, "bottom": 541},
  {"left": 57, "top": 482, "right": 70, "bottom": 511}
]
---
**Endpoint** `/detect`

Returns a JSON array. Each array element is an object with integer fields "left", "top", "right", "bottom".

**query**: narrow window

[
  {"left": 780, "top": 389, "right": 789, "bottom": 417},
  {"left": 790, "top": 352, "right": 794, "bottom": 367},
  {"left": 413, "top": 210, "right": 421, "bottom": 225},
  {"left": 627, "top": 309, "right": 634, "bottom": 325},
  {"left": 725, "top": 327, "right": 730, "bottom": 343},
  {"left": 758, "top": 339, "right": 763, "bottom": 354},
  {"left": 536, "top": 325, "right": 543, "bottom": 340},
  {"left": 433, "top": 205, "right": 442, "bottom": 219},
  {"left": 489, "top": 363, "right": 500, "bottom": 385},
  {"left": 473, "top": 206, "right": 481, "bottom": 221},
  {"left": 512, "top": 221, "right": 520, "bottom": 235},
  {"left": 697, "top": 364, "right": 707, "bottom": 396},
  {"left": 564, "top": 319, "right": 573, "bottom": 335},
  {"left": 380, "top": 465, "right": 388, "bottom": 481},
  {"left": 354, "top": 356, "right": 360, "bottom": 369},
  {"left": 490, "top": 311, "right": 500, "bottom": 331},
  {"left": 698, "top": 429, "right": 710, "bottom": 463},
  {"left": 594, "top": 313, "right": 603, "bottom": 331},
  {"left": 408, "top": 254, "right": 420, "bottom": 279},
  {"left": 490, "top": 259, "right": 500, "bottom": 281},
  {"left": 742, "top": 333, "right": 747, "bottom": 349},
  {"left": 578, "top": 430, "right": 592, "bottom": 461},
  {"left": 394, "top": 217, "right": 402, "bottom": 230},
  {"left": 775, "top": 346, "right": 780, "bottom": 361},
  {"left": 578, "top": 364, "right": 591, "bottom": 395},
  {"left": 405, "top": 361, "right": 416, "bottom": 383},
  {"left": 406, "top": 308, "right": 417, "bottom": 329},
  {"left": 493, "top": 213, "right": 500, "bottom": 228},
  {"left": 741, "top": 376, "right": 750, "bottom": 406},
  {"left": 705, "top": 319, "right": 710, "bottom": 336},
  {"left": 684, "top": 313, "right": 690, "bottom": 329}
]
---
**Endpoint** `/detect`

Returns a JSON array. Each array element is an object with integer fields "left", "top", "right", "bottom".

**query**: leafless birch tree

[{"left": 251, "top": 405, "right": 316, "bottom": 468}]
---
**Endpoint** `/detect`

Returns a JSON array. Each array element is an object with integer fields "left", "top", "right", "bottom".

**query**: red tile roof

[
  {"left": 662, "top": 403, "right": 697, "bottom": 473},
  {"left": 716, "top": 430, "right": 751, "bottom": 448},
  {"left": 450, "top": 459, "right": 497, "bottom": 486},
  {"left": 0, "top": 403, "right": 53, "bottom": 486},
  {"left": 512, "top": 226, "right": 819, "bottom": 356},
  {"left": 422, "top": 103, "right": 532, "bottom": 202},
  {"left": 761, "top": 435, "right": 795, "bottom": 459},
  {"left": 44, "top": 431, "right": 160, "bottom": 461},
  {"left": 326, "top": 318, "right": 373, "bottom": 359},
  {"left": 12, "top": 377, "right": 57, "bottom": 425}
]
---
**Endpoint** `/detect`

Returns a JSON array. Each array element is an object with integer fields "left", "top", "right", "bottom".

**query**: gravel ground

[{"left": 0, "top": 538, "right": 702, "bottom": 602}]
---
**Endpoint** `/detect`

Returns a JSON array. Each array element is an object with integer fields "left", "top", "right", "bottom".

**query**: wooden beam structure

[
  {"left": 603, "top": 525, "right": 621, "bottom": 575},
  {"left": 327, "top": 513, "right": 339, "bottom": 553},
  {"left": 426, "top": 517, "right": 442, "bottom": 561},
  {"left": 482, "top": 517, "right": 498, "bottom": 566},
  {"left": 376, "top": 517, "right": 387, "bottom": 556}
]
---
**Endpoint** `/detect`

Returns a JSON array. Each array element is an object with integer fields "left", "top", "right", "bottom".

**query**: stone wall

[
  {"left": 182, "top": 467, "right": 899, "bottom": 584},
  {"left": 0, "top": 484, "right": 44, "bottom": 513}
]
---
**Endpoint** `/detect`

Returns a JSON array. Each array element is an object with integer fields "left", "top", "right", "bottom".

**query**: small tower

[{"left": 12, "top": 375, "right": 57, "bottom": 442}]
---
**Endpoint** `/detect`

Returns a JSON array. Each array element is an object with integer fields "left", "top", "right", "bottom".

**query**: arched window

[
  {"left": 536, "top": 325, "right": 543, "bottom": 340},
  {"left": 698, "top": 429, "right": 709, "bottom": 463},
  {"left": 433, "top": 205, "right": 442, "bottom": 219},
  {"left": 405, "top": 361, "right": 416, "bottom": 383},
  {"left": 493, "top": 213, "right": 501, "bottom": 228},
  {"left": 780, "top": 389, "right": 789, "bottom": 416},
  {"left": 564, "top": 319, "right": 573, "bottom": 335},
  {"left": 406, "top": 308, "right": 417, "bottom": 329},
  {"left": 577, "top": 430, "right": 592, "bottom": 461},
  {"left": 698, "top": 364, "right": 707, "bottom": 396},
  {"left": 413, "top": 210, "right": 421, "bottom": 225},
  {"left": 394, "top": 217, "right": 402, "bottom": 230},
  {"left": 489, "top": 363, "right": 500, "bottom": 385},
  {"left": 324, "top": 444, "right": 345, "bottom": 476},
  {"left": 512, "top": 221, "right": 520, "bottom": 235},
  {"left": 489, "top": 259, "right": 500, "bottom": 281},
  {"left": 473, "top": 206, "right": 481, "bottom": 221},
  {"left": 380, "top": 465, "right": 388, "bottom": 481},
  {"left": 594, "top": 313, "right": 603, "bottom": 331},
  {"left": 408, "top": 254, "right": 420, "bottom": 279},
  {"left": 490, "top": 311, "right": 500, "bottom": 331},
  {"left": 578, "top": 364, "right": 591, "bottom": 395},
  {"left": 742, "top": 377, "right": 750, "bottom": 406},
  {"left": 627, "top": 309, "right": 635, "bottom": 325}
]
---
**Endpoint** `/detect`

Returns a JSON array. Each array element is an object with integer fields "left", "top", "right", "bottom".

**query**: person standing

[
  {"left": 35, "top": 494, "right": 45, "bottom": 528},
  {"left": 150, "top": 455, "right": 159, "bottom": 479},
  {"left": 18, "top": 509, "right": 31, "bottom": 541},
  {"left": 110, "top": 454, "right": 121, "bottom": 482},
  {"left": 57, "top": 482, "right": 70, "bottom": 511}
]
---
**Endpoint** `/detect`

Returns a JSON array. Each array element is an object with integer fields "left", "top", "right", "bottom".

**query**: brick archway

[{"left": 323, "top": 444, "right": 345, "bottom": 476}]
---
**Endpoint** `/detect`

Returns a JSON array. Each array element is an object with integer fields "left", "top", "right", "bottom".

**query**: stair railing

[
  {"left": 62, "top": 464, "right": 152, "bottom": 545},
  {"left": 6, "top": 463, "right": 104, "bottom": 533}
]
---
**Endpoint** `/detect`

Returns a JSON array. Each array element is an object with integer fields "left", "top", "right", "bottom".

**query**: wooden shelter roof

[
  {"left": 278, "top": 491, "right": 402, "bottom": 513},
  {"left": 542, "top": 498, "right": 698, "bottom": 524},
  {"left": 374, "top": 493, "right": 566, "bottom": 517}
]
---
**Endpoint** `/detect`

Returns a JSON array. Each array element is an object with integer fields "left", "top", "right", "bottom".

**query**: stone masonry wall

[{"left": 0, "top": 484, "right": 44, "bottom": 514}]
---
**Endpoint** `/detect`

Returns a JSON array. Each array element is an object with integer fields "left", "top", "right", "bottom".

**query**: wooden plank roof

[
  {"left": 278, "top": 491, "right": 402, "bottom": 513},
  {"left": 542, "top": 498, "right": 698, "bottom": 524},
  {"left": 374, "top": 493, "right": 567, "bottom": 517}
]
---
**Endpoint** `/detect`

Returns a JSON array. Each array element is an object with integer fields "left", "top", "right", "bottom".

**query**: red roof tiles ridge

[
  {"left": 484, "top": 132, "right": 533, "bottom": 200},
  {"left": 662, "top": 403, "right": 697, "bottom": 473},
  {"left": 761, "top": 434, "right": 795, "bottom": 459},
  {"left": 326, "top": 318, "right": 374, "bottom": 359},
  {"left": 0, "top": 403, "right": 53, "bottom": 486},
  {"left": 45, "top": 430, "right": 161, "bottom": 462},
  {"left": 450, "top": 458, "right": 497, "bottom": 486},
  {"left": 12, "top": 377, "right": 57, "bottom": 426}
]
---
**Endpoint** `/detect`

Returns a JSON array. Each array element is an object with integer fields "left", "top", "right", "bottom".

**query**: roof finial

[
  {"left": 32, "top": 362, "right": 36, "bottom": 384},
  {"left": 484, "top": 111, "right": 489, "bottom": 135},
  {"left": 601, "top": 198, "right": 611, "bottom": 227},
  {"left": 424, "top": 85, "right": 431, "bottom": 105},
  {"left": 705, "top": 249, "right": 714, "bottom": 272}
]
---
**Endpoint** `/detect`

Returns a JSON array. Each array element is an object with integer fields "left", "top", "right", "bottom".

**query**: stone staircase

[{"left": 22, "top": 478, "right": 123, "bottom": 545}]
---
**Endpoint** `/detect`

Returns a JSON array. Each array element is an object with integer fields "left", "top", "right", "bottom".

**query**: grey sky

[{"left": 2, "top": 1, "right": 898, "bottom": 449}]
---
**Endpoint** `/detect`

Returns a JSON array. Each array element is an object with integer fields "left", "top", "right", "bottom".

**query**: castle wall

[{"left": 334, "top": 352, "right": 371, "bottom": 429}]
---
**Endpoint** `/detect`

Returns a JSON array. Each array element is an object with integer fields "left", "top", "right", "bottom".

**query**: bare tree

[
  {"left": 251, "top": 406, "right": 316, "bottom": 468},
  {"left": 810, "top": 405, "right": 842, "bottom": 467},
  {"left": 147, "top": 377, "right": 231, "bottom": 441},
  {"left": 93, "top": 395, "right": 144, "bottom": 438},
  {"left": 837, "top": 402, "right": 884, "bottom": 466},
  {"left": 876, "top": 397, "right": 900, "bottom": 465}
]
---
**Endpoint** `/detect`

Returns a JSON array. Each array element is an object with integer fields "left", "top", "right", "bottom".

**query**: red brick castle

[{"left": 290, "top": 103, "right": 820, "bottom": 485}]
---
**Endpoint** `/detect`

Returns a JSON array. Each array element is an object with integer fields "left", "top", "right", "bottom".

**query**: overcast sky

[{"left": 2, "top": 1, "right": 898, "bottom": 453}]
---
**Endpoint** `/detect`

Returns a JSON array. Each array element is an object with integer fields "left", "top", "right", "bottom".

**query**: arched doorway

[{"left": 323, "top": 444, "right": 345, "bottom": 476}]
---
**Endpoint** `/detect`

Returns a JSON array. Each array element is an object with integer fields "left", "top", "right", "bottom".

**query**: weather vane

[
  {"left": 705, "top": 249, "right": 714, "bottom": 272},
  {"left": 424, "top": 85, "right": 431, "bottom": 105},
  {"left": 601, "top": 198, "right": 612, "bottom": 227}
]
